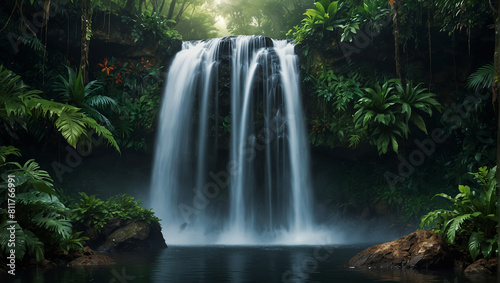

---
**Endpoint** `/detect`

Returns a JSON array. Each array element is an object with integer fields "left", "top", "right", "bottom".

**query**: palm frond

[
  {"left": 0, "top": 146, "right": 21, "bottom": 166},
  {"left": 86, "top": 94, "right": 118, "bottom": 109},
  {"left": 467, "top": 62, "right": 494, "bottom": 91}
]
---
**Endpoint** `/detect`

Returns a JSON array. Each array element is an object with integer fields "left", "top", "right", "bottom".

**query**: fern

[
  {"left": 468, "top": 232, "right": 483, "bottom": 260},
  {"left": 0, "top": 146, "right": 21, "bottom": 166},
  {"left": 466, "top": 62, "right": 494, "bottom": 91},
  {"left": 55, "top": 66, "right": 117, "bottom": 130},
  {"left": 445, "top": 213, "right": 472, "bottom": 244},
  {"left": 420, "top": 166, "right": 498, "bottom": 260},
  {"left": 0, "top": 65, "right": 120, "bottom": 153},
  {"left": 17, "top": 34, "right": 44, "bottom": 52},
  {"left": 60, "top": 231, "right": 89, "bottom": 252}
]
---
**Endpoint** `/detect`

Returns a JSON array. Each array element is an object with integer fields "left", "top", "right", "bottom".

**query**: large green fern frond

[
  {"left": 0, "top": 146, "right": 21, "bottom": 166},
  {"left": 6, "top": 159, "right": 56, "bottom": 195},
  {"left": 86, "top": 94, "right": 118, "bottom": 109},
  {"left": 0, "top": 65, "right": 120, "bottom": 153},
  {"left": 467, "top": 62, "right": 494, "bottom": 91},
  {"left": 82, "top": 116, "right": 120, "bottom": 152}
]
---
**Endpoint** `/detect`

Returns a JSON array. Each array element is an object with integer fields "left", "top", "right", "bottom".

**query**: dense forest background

[{"left": 0, "top": 0, "right": 498, "bottom": 265}]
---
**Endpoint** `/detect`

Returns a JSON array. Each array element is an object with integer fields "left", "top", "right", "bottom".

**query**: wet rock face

[
  {"left": 96, "top": 221, "right": 167, "bottom": 252},
  {"left": 347, "top": 230, "right": 464, "bottom": 269},
  {"left": 464, "top": 258, "right": 498, "bottom": 275}
]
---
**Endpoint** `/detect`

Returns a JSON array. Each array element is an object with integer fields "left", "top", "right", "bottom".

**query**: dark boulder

[
  {"left": 96, "top": 221, "right": 167, "bottom": 252},
  {"left": 347, "top": 230, "right": 465, "bottom": 269},
  {"left": 464, "top": 258, "right": 498, "bottom": 275}
]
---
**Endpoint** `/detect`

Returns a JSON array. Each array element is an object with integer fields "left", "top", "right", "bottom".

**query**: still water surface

[{"left": 5, "top": 245, "right": 498, "bottom": 282}]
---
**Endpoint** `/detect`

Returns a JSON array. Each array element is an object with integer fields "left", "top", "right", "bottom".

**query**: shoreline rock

[
  {"left": 96, "top": 220, "right": 167, "bottom": 252},
  {"left": 464, "top": 258, "right": 498, "bottom": 275},
  {"left": 347, "top": 230, "right": 467, "bottom": 269}
]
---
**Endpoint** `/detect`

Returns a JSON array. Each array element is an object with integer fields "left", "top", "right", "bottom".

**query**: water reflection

[{"left": 5, "top": 246, "right": 498, "bottom": 283}]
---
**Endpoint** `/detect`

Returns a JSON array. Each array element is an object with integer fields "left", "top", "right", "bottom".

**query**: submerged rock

[
  {"left": 96, "top": 221, "right": 167, "bottom": 252},
  {"left": 68, "top": 255, "right": 116, "bottom": 266},
  {"left": 347, "top": 230, "right": 464, "bottom": 269},
  {"left": 464, "top": 258, "right": 498, "bottom": 275}
]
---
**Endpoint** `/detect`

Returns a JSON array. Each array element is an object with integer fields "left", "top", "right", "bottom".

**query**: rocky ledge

[
  {"left": 347, "top": 230, "right": 466, "bottom": 269},
  {"left": 96, "top": 220, "right": 167, "bottom": 252},
  {"left": 347, "top": 230, "right": 498, "bottom": 277}
]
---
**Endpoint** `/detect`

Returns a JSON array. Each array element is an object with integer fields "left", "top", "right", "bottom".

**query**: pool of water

[{"left": 4, "top": 245, "right": 498, "bottom": 282}]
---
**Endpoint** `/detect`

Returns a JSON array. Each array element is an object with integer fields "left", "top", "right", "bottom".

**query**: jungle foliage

[
  {"left": 0, "top": 149, "right": 86, "bottom": 262},
  {"left": 420, "top": 166, "right": 498, "bottom": 261},
  {"left": 71, "top": 192, "right": 160, "bottom": 233},
  {"left": 293, "top": 0, "right": 497, "bottom": 229}
]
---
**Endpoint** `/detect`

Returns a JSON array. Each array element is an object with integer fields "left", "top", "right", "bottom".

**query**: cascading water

[{"left": 150, "top": 36, "right": 329, "bottom": 245}]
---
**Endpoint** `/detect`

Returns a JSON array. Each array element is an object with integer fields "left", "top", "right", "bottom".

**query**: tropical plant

[
  {"left": 420, "top": 166, "right": 498, "bottom": 260},
  {"left": 466, "top": 62, "right": 494, "bottom": 91},
  {"left": 291, "top": 0, "right": 349, "bottom": 46},
  {"left": 54, "top": 66, "right": 118, "bottom": 130},
  {"left": 105, "top": 194, "right": 160, "bottom": 224},
  {"left": 95, "top": 57, "right": 163, "bottom": 150},
  {"left": 353, "top": 80, "right": 407, "bottom": 154},
  {"left": 0, "top": 65, "right": 120, "bottom": 152},
  {"left": 0, "top": 148, "right": 82, "bottom": 262},
  {"left": 353, "top": 0, "right": 390, "bottom": 36},
  {"left": 393, "top": 80, "right": 441, "bottom": 135},
  {"left": 71, "top": 192, "right": 161, "bottom": 233},
  {"left": 353, "top": 79, "right": 442, "bottom": 154},
  {"left": 71, "top": 192, "right": 110, "bottom": 233},
  {"left": 314, "top": 67, "right": 364, "bottom": 112},
  {"left": 121, "top": 10, "right": 182, "bottom": 58}
]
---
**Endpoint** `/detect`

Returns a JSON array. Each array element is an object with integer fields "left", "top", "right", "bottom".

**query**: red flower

[
  {"left": 98, "top": 58, "right": 116, "bottom": 76},
  {"left": 389, "top": 0, "right": 395, "bottom": 5}
]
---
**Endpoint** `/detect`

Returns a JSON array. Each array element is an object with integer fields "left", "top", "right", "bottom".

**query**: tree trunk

[
  {"left": 493, "top": 3, "right": 500, "bottom": 183},
  {"left": 174, "top": 0, "right": 189, "bottom": 25},
  {"left": 124, "top": 0, "right": 137, "bottom": 15},
  {"left": 392, "top": 2, "right": 402, "bottom": 81},
  {"left": 427, "top": 0, "right": 432, "bottom": 89},
  {"left": 167, "top": 0, "right": 177, "bottom": 20},
  {"left": 80, "top": 0, "right": 92, "bottom": 85},
  {"left": 158, "top": 0, "right": 167, "bottom": 14}
]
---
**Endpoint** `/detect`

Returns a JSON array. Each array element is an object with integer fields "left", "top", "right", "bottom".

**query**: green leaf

[
  {"left": 327, "top": 1, "right": 339, "bottom": 15},
  {"left": 0, "top": 146, "right": 21, "bottom": 166},
  {"left": 446, "top": 214, "right": 471, "bottom": 244},
  {"left": 469, "top": 232, "right": 483, "bottom": 260},
  {"left": 315, "top": 2, "right": 326, "bottom": 15},
  {"left": 32, "top": 212, "right": 72, "bottom": 239},
  {"left": 55, "top": 111, "right": 87, "bottom": 148},
  {"left": 410, "top": 113, "right": 428, "bottom": 134},
  {"left": 466, "top": 62, "right": 494, "bottom": 91}
]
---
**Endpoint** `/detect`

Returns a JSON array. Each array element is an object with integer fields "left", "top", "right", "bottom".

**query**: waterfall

[{"left": 150, "top": 36, "right": 323, "bottom": 245}]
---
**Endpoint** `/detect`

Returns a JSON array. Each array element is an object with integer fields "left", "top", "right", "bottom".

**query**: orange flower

[
  {"left": 98, "top": 58, "right": 116, "bottom": 76},
  {"left": 114, "top": 73, "right": 123, "bottom": 84},
  {"left": 389, "top": 0, "right": 395, "bottom": 5}
]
